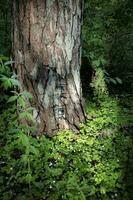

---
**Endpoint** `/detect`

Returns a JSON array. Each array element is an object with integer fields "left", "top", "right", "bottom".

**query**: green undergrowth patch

[
  {"left": 0, "top": 58, "right": 133, "bottom": 199},
  {"left": 0, "top": 95, "right": 133, "bottom": 200}
]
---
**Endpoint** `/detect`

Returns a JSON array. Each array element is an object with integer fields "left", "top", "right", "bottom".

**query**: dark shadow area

[
  {"left": 0, "top": 0, "right": 12, "bottom": 55},
  {"left": 106, "top": 2, "right": 133, "bottom": 197},
  {"left": 106, "top": 0, "right": 133, "bottom": 95},
  {"left": 116, "top": 96, "right": 133, "bottom": 199},
  {"left": 81, "top": 1, "right": 133, "bottom": 198},
  {"left": 80, "top": 56, "right": 94, "bottom": 98}
]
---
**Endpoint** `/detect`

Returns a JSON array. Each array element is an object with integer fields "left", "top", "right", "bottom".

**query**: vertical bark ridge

[{"left": 13, "top": 0, "right": 85, "bottom": 136}]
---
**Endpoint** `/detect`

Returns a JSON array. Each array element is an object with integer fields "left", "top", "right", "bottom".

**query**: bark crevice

[{"left": 13, "top": 0, "right": 85, "bottom": 136}]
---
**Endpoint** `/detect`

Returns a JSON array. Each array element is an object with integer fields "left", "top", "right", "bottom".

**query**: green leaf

[
  {"left": 18, "top": 96, "right": 26, "bottom": 108},
  {"left": 29, "top": 145, "right": 39, "bottom": 156},
  {"left": 10, "top": 78, "right": 20, "bottom": 87},
  {"left": 21, "top": 91, "right": 33, "bottom": 99},
  {"left": 1, "top": 77, "right": 12, "bottom": 89},
  {"left": 25, "top": 173, "right": 32, "bottom": 183},
  {"left": 109, "top": 78, "right": 117, "bottom": 84},
  {"left": 100, "top": 186, "right": 106, "bottom": 194},
  {"left": 0, "top": 55, "right": 9, "bottom": 61},
  {"left": 21, "top": 154, "right": 29, "bottom": 164},
  {"left": 115, "top": 77, "right": 122, "bottom": 84},
  {"left": 4, "top": 61, "right": 15, "bottom": 66},
  {"left": 19, "top": 133, "right": 29, "bottom": 146},
  {"left": 7, "top": 95, "right": 18, "bottom": 103},
  {"left": 92, "top": 60, "right": 101, "bottom": 67},
  {"left": 19, "top": 112, "right": 34, "bottom": 122}
]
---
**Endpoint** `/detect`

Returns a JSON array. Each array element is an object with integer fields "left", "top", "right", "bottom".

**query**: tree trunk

[{"left": 13, "top": 0, "right": 85, "bottom": 136}]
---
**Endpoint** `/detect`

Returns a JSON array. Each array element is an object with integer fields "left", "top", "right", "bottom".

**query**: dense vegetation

[{"left": 0, "top": 0, "right": 133, "bottom": 199}]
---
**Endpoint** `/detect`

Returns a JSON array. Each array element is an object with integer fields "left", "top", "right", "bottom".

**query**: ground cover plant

[{"left": 0, "top": 59, "right": 133, "bottom": 199}]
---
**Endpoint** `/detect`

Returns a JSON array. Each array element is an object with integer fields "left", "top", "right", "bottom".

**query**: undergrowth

[{"left": 0, "top": 57, "right": 133, "bottom": 200}]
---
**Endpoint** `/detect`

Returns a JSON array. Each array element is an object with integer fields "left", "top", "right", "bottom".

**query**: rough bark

[{"left": 13, "top": 0, "right": 85, "bottom": 136}]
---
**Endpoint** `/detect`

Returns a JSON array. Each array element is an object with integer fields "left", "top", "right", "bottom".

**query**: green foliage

[
  {"left": 90, "top": 68, "right": 108, "bottom": 97},
  {"left": 0, "top": 0, "right": 11, "bottom": 55},
  {"left": 83, "top": 0, "right": 133, "bottom": 94},
  {"left": 0, "top": 56, "right": 12, "bottom": 111},
  {"left": 0, "top": 60, "right": 133, "bottom": 199}
]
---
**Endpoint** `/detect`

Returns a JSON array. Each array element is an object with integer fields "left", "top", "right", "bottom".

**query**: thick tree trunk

[{"left": 13, "top": 0, "right": 85, "bottom": 136}]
